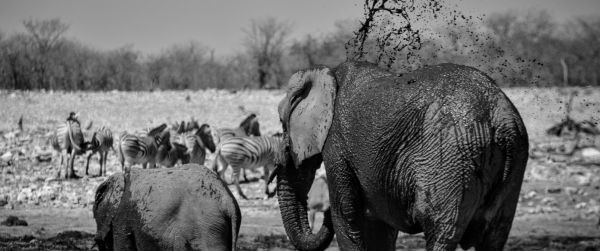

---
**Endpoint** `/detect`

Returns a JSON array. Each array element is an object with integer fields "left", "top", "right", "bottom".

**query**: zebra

[
  {"left": 49, "top": 112, "right": 88, "bottom": 179},
  {"left": 213, "top": 114, "right": 261, "bottom": 181},
  {"left": 170, "top": 118, "right": 201, "bottom": 134},
  {"left": 118, "top": 123, "right": 169, "bottom": 171},
  {"left": 215, "top": 113, "right": 261, "bottom": 143},
  {"left": 178, "top": 124, "right": 217, "bottom": 165},
  {"left": 211, "top": 135, "right": 283, "bottom": 200},
  {"left": 158, "top": 123, "right": 217, "bottom": 167},
  {"left": 85, "top": 126, "right": 114, "bottom": 177},
  {"left": 157, "top": 141, "right": 189, "bottom": 168}
]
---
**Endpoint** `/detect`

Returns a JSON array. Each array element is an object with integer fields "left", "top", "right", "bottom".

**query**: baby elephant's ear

[{"left": 279, "top": 67, "right": 336, "bottom": 168}]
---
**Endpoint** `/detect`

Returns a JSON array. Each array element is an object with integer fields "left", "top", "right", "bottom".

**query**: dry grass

[
  {"left": 1, "top": 87, "right": 599, "bottom": 142},
  {"left": 0, "top": 89, "right": 286, "bottom": 136}
]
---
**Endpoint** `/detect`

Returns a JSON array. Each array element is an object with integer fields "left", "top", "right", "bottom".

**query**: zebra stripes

[
  {"left": 212, "top": 135, "right": 282, "bottom": 199},
  {"left": 85, "top": 126, "right": 114, "bottom": 176},
  {"left": 157, "top": 123, "right": 217, "bottom": 167},
  {"left": 118, "top": 124, "right": 169, "bottom": 171},
  {"left": 181, "top": 124, "right": 216, "bottom": 165},
  {"left": 50, "top": 112, "right": 87, "bottom": 179},
  {"left": 157, "top": 141, "right": 189, "bottom": 168}
]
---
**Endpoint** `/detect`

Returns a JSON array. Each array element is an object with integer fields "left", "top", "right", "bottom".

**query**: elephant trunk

[{"left": 276, "top": 158, "right": 334, "bottom": 251}]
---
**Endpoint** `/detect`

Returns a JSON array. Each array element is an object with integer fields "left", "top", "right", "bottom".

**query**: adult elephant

[
  {"left": 273, "top": 61, "right": 528, "bottom": 251},
  {"left": 93, "top": 164, "right": 241, "bottom": 251}
]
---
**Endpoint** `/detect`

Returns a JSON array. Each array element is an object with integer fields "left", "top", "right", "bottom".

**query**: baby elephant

[{"left": 93, "top": 164, "right": 241, "bottom": 251}]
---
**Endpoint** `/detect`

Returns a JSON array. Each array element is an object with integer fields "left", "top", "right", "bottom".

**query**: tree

[
  {"left": 22, "top": 18, "right": 69, "bottom": 53},
  {"left": 290, "top": 34, "right": 320, "bottom": 67},
  {"left": 288, "top": 20, "right": 355, "bottom": 71},
  {"left": 243, "top": 17, "right": 292, "bottom": 89},
  {"left": 22, "top": 18, "right": 70, "bottom": 89},
  {"left": 146, "top": 41, "right": 209, "bottom": 90}
]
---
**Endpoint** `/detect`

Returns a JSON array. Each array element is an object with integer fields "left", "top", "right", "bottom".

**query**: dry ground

[{"left": 1, "top": 87, "right": 600, "bottom": 250}]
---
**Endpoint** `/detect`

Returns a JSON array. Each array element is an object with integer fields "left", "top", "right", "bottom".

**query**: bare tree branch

[{"left": 243, "top": 17, "right": 292, "bottom": 88}]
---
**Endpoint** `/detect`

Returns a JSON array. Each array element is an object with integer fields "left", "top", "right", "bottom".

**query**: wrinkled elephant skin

[
  {"left": 276, "top": 61, "right": 529, "bottom": 251},
  {"left": 93, "top": 164, "right": 241, "bottom": 251}
]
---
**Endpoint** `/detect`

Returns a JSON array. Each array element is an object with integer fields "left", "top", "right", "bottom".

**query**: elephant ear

[{"left": 278, "top": 67, "right": 336, "bottom": 168}]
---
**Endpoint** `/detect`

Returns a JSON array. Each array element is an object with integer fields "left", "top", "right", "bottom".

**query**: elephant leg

[
  {"left": 112, "top": 227, "right": 137, "bottom": 250},
  {"left": 423, "top": 222, "right": 461, "bottom": 251},
  {"left": 473, "top": 176, "right": 524, "bottom": 250},
  {"left": 421, "top": 188, "right": 478, "bottom": 251},
  {"left": 95, "top": 223, "right": 114, "bottom": 251},
  {"left": 472, "top": 201, "right": 517, "bottom": 250},
  {"left": 363, "top": 216, "right": 397, "bottom": 251},
  {"left": 326, "top": 158, "right": 367, "bottom": 250}
]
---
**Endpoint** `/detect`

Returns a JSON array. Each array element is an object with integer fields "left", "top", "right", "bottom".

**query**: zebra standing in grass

[
  {"left": 211, "top": 135, "right": 283, "bottom": 200},
  {"left": 213, "top": 114, "right": 261, "bottom": 181},
  {"left": 85, "top": 126, "right": 114, "bottom": 177},
  {"left": 49, "top": 112, "right": 88, "bottom": 179},
  {"left": 118, "top": 124, "right": 169, "bottom": 171}
]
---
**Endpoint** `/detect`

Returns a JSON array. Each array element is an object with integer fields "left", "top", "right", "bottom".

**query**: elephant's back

[
  {"left": 332, "top": 62, "right": 510, "bottom": 142},
  {"left": 123, "top": 165, "right": 239, "bottom": 249},
  {"left": 126, "top": 165, "right": 236, "bottom": 216}
]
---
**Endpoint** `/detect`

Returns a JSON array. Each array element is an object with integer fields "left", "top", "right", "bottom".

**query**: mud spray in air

[{"left": 347, "top": 0, "right": 544, "bottom": 86}]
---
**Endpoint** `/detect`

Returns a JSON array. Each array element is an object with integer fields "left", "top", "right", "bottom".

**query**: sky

[{"left": 0, "top": 0, "right": 598, "bottom": 57}]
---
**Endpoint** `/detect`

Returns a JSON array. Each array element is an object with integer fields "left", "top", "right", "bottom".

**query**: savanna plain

[{"left": 1, "top": 87, "right": 600, "bottom": 250}]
